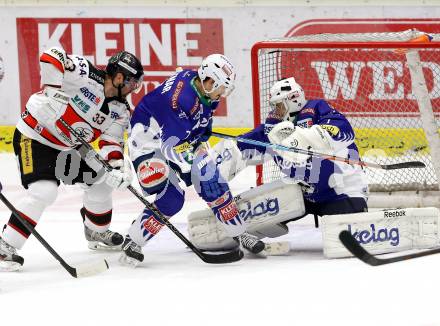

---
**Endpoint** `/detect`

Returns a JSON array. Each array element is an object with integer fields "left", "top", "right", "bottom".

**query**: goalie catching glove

[{"left": 268, "top": 121, "right": 333, "bottom": 164}]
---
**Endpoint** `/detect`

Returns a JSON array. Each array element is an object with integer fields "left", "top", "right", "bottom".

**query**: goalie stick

[
  {"left": 0, "top": 181, "right": 108, "bottom": 278},
  {"left": 59, "top": 119, "right": 243, "bottom": 264},
  {"left": 339, "top": 230, "right": 440, "bottom": 266},
  {"left": 211, "top": 132, "right": 426, "bottom": 170}
]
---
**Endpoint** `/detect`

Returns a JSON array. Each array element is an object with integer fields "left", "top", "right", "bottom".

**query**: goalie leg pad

[
  {"left": 322, "top": 207, "right": 440, "bottom": 258},
  {"left": 188, "top": 179, "right": 305, "bottom": 251}
]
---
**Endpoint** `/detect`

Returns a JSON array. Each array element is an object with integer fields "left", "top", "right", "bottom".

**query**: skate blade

[
  {"left": 0, "top": 260, "right": 22, "bottom": 272},
  {"left": 118, "top": 253, "right": 141, "bottom": 268},
  {"left": 88, "top": 241, "right": 122, "bottom": 251},
  {"left": 262, "top": 241, "right": 290, "bottom": 256}
]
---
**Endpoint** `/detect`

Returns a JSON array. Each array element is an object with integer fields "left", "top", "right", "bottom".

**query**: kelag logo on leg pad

[{"left": 348, "top": 224, "right": 400, "bottom": 246}]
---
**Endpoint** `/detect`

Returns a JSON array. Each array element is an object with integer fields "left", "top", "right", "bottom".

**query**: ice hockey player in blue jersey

[
  {"left": 119, "top": 54, "right": 265, "bottom": 267},
  {"left": 241, "top": 77, "right": 369, "bottom": 218},
  {"left": 187, "top": 77, "right": 369, "bottom": 253},
  {"left": 207, "top": 77, "right": 368, "bottom": 226}
]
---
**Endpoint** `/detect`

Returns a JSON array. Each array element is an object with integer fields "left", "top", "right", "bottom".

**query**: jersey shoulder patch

[
  {"left": 88, "top": 63, "right": 105, "bottom": 85},
  {"left": 320, "top": 124, "right": 340, "bottom": 136},
  {"left": 40, "top": 47, "right": 68, "bottom": 73}
]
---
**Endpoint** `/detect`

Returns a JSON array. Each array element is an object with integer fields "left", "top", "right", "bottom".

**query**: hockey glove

[
  {"left": 268, "top": 121, "right": 332, "bottom": 164},
  {"left": 104, "top": 157, "right": 133, "bottom": 189}
]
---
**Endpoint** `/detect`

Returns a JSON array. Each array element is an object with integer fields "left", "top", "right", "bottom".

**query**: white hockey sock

[{"left": 2, "top": 180, "right": 58, "bottom": 249}]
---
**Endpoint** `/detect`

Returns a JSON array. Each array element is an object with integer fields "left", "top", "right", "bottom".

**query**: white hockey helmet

[
  {"left": 269, "top": 77, "right": 306, "bottom": 121},
  {"left": 198, "top": 54, "right": 236, "bottom": 98}
]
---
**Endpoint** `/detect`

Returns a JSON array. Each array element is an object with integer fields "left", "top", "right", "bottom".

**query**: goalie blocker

[
  {"left": 188, "top": 179, "right": 305, "bottom": 251},
  {"left": 322, "top": 207, "right": 440, "bottom": 258}
]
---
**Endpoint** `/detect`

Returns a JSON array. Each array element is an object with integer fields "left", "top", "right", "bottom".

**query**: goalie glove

[
  {"left": 268, "top": 121, "right": 333, "bottom": 164},
  {"left": 26, "top": 87, "right": 69, "bottom": 128}
]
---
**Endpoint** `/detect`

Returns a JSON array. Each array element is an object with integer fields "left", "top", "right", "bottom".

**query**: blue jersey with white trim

[
  {"left": 240, "top": 99, "right": 368, "bottom": 203},
  {"left": 129, "top": 69, "right": 216, "bottom": 161}
]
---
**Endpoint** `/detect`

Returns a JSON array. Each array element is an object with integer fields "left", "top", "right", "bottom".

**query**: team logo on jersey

[
  {"left": 219, "top": 201, "right": 239, "bottom": 222},
  {"left": 208, "top": 191, "right": 230, "bottom": 208},
  {"left": 79, "top": 87, "right": 102, "bottom": 105},
  {"left": 296, "top": 118, "right": 313, "bottom": 129},
  {"left": 137, "top": 158, "right": 169, "bottom": 188},
  {"left": 110, "top": 111, "right": 120, "bottom": 120},
  {"left": 300, "top": 108, "right": 315, "bottom": 115},
  {"left": 171, "top": 81, "right": 184, "bottom": 110},
  {"left": 70, "top": 122, "right": 94, "bottom": 143},
  {"left": 173, "top": 142, "right": 192, "bottom": 154},
  {"left": 141, "top": 214, "right": 164, "bottom": 236},
  {"left": 76, "top": 56, "right": 87, "bottom": 76},
  {"left": 161, "top": 73, "right": 178, "bottom": 94},
  {"left": 320, "top": 124, "right": 340, "bottom": 136},
  {"left": 71, "top": 94, "right": 91, "bottom": 113},
  {"left": 189, "top": 98, "right": 200, "bottom": 116},
  {"left": 178, "top": 110, "right": 188, "bottom": 119},
  {"left": 34, "top": 123, "right": 43, "bottom": 134},
  {"left": 49, "top": 48, "right": 65, "bottom": 64}
]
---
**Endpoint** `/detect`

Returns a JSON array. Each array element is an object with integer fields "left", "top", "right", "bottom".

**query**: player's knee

[
  {"left": 84, "top": 182, "right": 113, "bottom": 202},
  {"left": 133, "top": 155, "right": 169, "bottom": 195},
  {"left": 28, "top": 180, "right": 58, "bottom": 206},
  {"left": 154, "top": 185, "right": 185, "bottom": 217}
]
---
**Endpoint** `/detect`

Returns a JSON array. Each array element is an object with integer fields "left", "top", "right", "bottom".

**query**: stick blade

[
  {"left": 201, "top": 248, "right": 244, "bottom": 264},
  {"left": 72, "top": 259, "right": 109, "bottom": 278},
  {"left": 384, "top": 161, "right": 426, "bottom": 170},
  {"left": 339, "top": 231, "right": 381, "bottom": 266},
  {"left": 263, "top": 241, "right": 290, "bottom": 256}
]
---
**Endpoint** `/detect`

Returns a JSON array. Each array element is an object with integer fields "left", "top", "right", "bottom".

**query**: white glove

[
  {"left": 268, "top": 121, "right": 332, "bottom": 164},
  {"left": 104, "top": 157, "right": 133, "bottom": 189},
  {"left": 26, "top": 87, "right": 69, "bottom": 127}
]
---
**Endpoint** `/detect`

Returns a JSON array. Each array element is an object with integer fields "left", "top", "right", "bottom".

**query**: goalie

[{"left": 188, "top": 77, "right": 369, "bottom": 253}]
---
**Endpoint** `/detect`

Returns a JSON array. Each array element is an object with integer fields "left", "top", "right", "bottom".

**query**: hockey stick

[
  {"left": 212, "top": 132, "right": 426, "bottom": 170},
  {"left": 0, "top": 181, "right": 108, "bottom": 277},
  {"left": 339, "top": 230, "right": 440, "bottom": 266},
  {"left": 59, "top": 119, "right": 243, "bottom": 264}
]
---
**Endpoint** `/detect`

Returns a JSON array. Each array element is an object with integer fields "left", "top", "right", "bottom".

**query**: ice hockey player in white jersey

[
  {"left": 188, "top": 77, "right": 369, "bottom": 252},
  {"left": 118, "top": 54, "right": 266, "bottom": 267},
  {"left": 0, "top": 47, "right": 143, "bottom": 271}
]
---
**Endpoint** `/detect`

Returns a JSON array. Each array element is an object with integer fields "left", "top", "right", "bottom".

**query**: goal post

[{"left": 250, "top": 30, "right": 440, "bottom": 207}]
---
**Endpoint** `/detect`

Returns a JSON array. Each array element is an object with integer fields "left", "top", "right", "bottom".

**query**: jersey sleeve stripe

[
  {"left": 98, "top": 140, "right": 122, "bottom": 148},
  {"left": 40, "top": 53, "right": 65, "bottom": 73}
]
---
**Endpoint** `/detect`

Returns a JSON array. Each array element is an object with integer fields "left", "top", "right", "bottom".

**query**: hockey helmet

[
  {"left": 269, "top": 77, "right": 306, "bottom": 121},
  {"left": 198, "top": 54, "right": 236, "bottom": 98},
  {"left": 106, "top": 51, "right": 144, "bottom": 91}
]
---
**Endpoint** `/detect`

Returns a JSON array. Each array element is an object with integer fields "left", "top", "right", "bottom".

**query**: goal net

[{"left": 251, "top": 29, "right": 440, "bottom": 207}]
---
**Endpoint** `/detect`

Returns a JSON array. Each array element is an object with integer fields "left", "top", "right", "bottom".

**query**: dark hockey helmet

[{"left": 106, "top": 51, "right": 144, "bottom": 91}]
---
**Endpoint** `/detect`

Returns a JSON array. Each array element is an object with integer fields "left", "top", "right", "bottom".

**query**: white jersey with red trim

[{"left": 16, "top": 47, "right": 130, "bottom": 160}]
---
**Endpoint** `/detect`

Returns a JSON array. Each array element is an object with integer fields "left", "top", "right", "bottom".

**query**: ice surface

[{"left": 0, "top": 153, "right": 439, "bottom": 326}]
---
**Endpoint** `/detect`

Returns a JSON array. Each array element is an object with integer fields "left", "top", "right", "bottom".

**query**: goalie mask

[
  {"left": 269, "top": 77, "right": 306, "bottom": 122},
  {"left": 198, "top": 54, "right": 236, "bottom": 99}
]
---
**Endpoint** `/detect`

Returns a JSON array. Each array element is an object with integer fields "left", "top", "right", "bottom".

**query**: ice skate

[
  {"left": 235, "top": 232, "right": 266, "bottom": 255},
  {"left": 119, "top": 236, "right": 144, "bottom": 268},
  {"left": 81, "top": 208, "right": 124, "bottom": 250},
  {"left": 0, "top": 235, "right": 24, "bottom": 272},
  {"left": 84, "top": 225, "right": 124, "bottom": 251}
]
